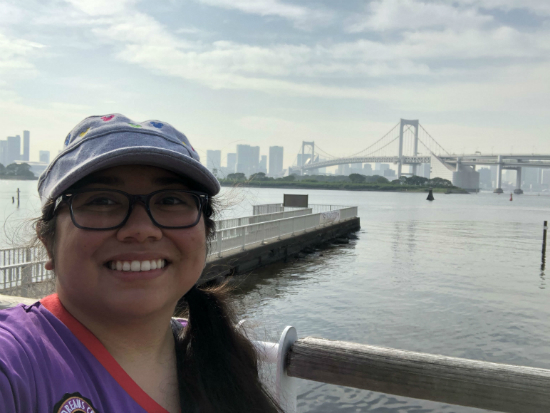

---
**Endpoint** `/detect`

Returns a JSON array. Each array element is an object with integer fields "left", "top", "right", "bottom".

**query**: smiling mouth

[{"left": 106, "top": 259, "right": 167, "bottom": 272}]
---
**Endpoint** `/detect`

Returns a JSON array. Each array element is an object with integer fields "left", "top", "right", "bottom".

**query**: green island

[
  {"left": 0, "top": 163, "right": 37, "bottom": 180},
  {"left": 218, "top": 173, "right": 468, "bottom": 193}
]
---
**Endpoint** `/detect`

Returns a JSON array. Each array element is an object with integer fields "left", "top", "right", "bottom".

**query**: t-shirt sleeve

[{"left": 0, "top": 328, "right": 35, "bottom": 413}]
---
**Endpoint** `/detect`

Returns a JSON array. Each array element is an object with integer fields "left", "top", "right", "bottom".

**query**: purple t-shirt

[{"left": 0, "top": 294, "right": 173, "bottom": 412}]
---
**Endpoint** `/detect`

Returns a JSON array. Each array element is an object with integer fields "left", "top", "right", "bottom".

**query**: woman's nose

[{"left": 116, "top": 203, "right": 162, "bottom": 242}]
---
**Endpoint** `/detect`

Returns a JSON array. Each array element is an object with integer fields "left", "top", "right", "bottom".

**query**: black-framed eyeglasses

[{"left": 58, "top": 188, "right": 209, "bottom": 230}]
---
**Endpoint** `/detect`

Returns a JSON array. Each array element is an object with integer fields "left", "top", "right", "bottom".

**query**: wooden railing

[
  {"left": 0, "top": 297, "right": 545, "bottom": 413},
  {"left": 255, "top": 328, "right": 550, "bottom": 413}
]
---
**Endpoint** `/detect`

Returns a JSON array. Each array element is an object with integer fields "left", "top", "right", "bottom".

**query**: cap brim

[{"left": 39, "top": 133, "right": 220, "bottom": 205}]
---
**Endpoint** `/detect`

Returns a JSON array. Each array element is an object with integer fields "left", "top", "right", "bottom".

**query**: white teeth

[{"left": 109, "top": 259, "right": 165, "bottom": 272}]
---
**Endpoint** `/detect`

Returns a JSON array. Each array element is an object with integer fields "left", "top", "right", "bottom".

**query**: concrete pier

[{"left": 201, "top": 217, "right": 360, "bottom": 284}]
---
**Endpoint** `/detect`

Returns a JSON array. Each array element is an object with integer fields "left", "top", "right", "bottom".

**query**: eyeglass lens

[{"left": 70, "top": 190, "right": 201, "bottom": 229}]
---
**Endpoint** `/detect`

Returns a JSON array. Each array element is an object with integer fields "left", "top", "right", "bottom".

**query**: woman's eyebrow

[
  {"left": 152, "top": 177, "right": 186, "bottom": 186},
  {"left": 74, "top": 176, "right": 123, "bottom": 188}
]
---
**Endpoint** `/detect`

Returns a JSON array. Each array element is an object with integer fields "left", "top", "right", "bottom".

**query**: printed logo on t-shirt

[{"left": 52, "top": 392, "right": 100, "bottom": 413}]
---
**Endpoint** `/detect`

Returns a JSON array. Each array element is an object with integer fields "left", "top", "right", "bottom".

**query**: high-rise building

[
  {"left": 337, "top": 164, "right": 350, "bottom": 175},
  {"left": 363, "top": 164, "right": 373, "bottom": 176},
  {"left": 523, "top": 167, "right": 541, "bottom": 187},
  {"left": 259, "top": 155, "right": 267, "bottom": 174},
  {"left": 39, "top": 150, "right": 51, "bottom": 164},
  {"left": 0, "top": 141, "right": 7, "bottom": 166},
  {"left": 383, "top": 169, "right": 396, "bottom": 179},
  {"left": 236, "top": 145, "right": 260, "bottom": 177},
  {"left": 350, "top": 163, "right": 362, "bottom": 174},
  {"left": 478, "top": 167, "right": 492, "bottom": 188},
  {"left": 269, "top": 146, "right": 283, "bottom": 177},
  {"left": 6, "top": 135, "right": 21, "bottom": 165},
  {"left": 23, "top": 131, "right": 30, "bottom": 162},
  {"left": 206, "top": 150, "right": 221, "bottom": 173},
  {"left": 375, "top": 163, "right": 390, "bottom": 172},
  {"left": 226, "top": 153, "right": 237, "bottom": 173}
]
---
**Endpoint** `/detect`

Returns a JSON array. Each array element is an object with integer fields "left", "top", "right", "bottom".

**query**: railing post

[
  {"left": 241, "top": 227, "right": 246, "bottom": 251},
  {"left": 276, "top": 326, "right": 298, "bottom": 413},
  {"left": 278, "top": 221, "right": 282, "bottom": 240},
  {"left": 217, "top": 231, "right": 223, "bottom": 257}
]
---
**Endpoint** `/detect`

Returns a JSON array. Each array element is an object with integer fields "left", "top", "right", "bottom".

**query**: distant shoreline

[
  {"left": 218, "top": 181, "right": 468, "bottom": 194},
  {"left": 0, "top": 176, "right": 38, "bottom": 181}
]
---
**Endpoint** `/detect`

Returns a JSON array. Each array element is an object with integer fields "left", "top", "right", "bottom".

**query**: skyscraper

[
  {"left": 259, "top": 155, "right": 267, "bottom": 174},
  {"left": 23, "top": 131, "right": 30, "bottom": 162},
  {"left": 236, "top": 145, "right": 260, "bottom": 177},
  {"left": 268, "top": 146, "right": 283, "bottom": 177},
  {"left": 7, "top": 135, "right": 21, "bottom": 165},
  {"left": 39, "top": 150, "right": 51, "bottom": 164},
  {"left": 226, "top": 153, "right": 236, "bottom": 173},
  {"left": 0, "top": 141, "right": 7, "bottom": 166},
  {"left": 206, "top": 150, "right": 221, "bottom": 173}
]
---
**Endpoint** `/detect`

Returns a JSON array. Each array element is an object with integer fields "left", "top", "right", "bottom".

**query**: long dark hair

[{"left": 36, "top": 194, "right": 282, "bottom": 412}]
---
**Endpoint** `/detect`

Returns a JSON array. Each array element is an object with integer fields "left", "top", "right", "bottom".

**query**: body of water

[
  {"left": 223, "top": 187, "right": 549, "bottom": 412},
  {"left": 2, "top": 181, "right": 549, "bottom": 412}
]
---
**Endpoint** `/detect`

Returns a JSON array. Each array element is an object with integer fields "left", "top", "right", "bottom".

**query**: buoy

[
  {"left": 510, "top": 193, "right": 513, "bottom": 201},
  {"left": 427, "top": 189, "right": 434, "bottom": 201}
]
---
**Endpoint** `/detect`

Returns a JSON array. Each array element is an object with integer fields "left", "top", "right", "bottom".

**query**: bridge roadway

[
  {"left": 301, "top": 154, "right": 550, "bottom": 171},
  {"left": 299, "top": 154, "right": 550, "bottom": 194}
]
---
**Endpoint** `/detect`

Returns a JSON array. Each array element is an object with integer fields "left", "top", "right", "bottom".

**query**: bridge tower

[
  {"left": 398, "top": 119, "right": 419, "bottom": 177},
  {"left": 301, "top": 141, "right": 315, "bottom": 169}
]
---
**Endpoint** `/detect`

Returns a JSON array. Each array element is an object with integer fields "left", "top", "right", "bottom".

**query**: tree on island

[
  {"left": 226, "top": 172, "right": 246, "bottom": 181},
  {"left": 249, "top": 172, "right": 271, "bottom": 181},
  {"left": 428, "top": 177, "right": 453, "bottom": 187},
  {"left": 280, "top": 174, "right": 296, "bottom": 181},
  {"left": 404, "top": 176, "right": 429, "bottom": 186},
  {"left": 0, "top": 163, "right": 34, "bottom": 178},
  {"left": 365, "top": 175, "right": 389, "bottom": 184},
  {"left": 349, "top": 173, "right": 367, "bottom": 184}
]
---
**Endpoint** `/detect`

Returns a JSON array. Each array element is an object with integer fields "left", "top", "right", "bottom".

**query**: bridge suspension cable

[
  {"left": 314, "top": 144, "right": 338, "bottom": 160},
  {"left": 345, "top": 121, "right": 400, "bottom": 158},
  {"left": 419, "top": 123, "right": 450, "bottom": 156}
]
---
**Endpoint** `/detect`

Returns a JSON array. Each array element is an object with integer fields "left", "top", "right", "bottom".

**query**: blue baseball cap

[{"left": 38, "top": 114, "right": 220, "bottom": 206}]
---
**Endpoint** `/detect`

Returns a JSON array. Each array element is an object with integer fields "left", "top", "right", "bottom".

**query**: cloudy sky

[{"left": 1, "top": 0, "right": 549, "bottom": 168}]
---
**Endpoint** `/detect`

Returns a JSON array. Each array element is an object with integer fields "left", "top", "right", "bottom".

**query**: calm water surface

[
  {"left": 2, "top": 181, "right": 549, "bottom": 412},
  {"left": 222, "top": 187, "right": 550, "bottom": 413}
]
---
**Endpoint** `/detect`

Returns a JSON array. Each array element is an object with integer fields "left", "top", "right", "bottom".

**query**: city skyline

[{"left": 1, "top": 1, "right": 549, "bottom": 169}]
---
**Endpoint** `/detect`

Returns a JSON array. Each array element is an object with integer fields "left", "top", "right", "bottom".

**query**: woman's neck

[{"left": 57, "top": 292, "right": 180, "bottom": 412}]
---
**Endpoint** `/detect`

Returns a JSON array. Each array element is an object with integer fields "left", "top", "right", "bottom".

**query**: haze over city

[{"left": 1, "top": 0, "right": 549, "bottom": 168}]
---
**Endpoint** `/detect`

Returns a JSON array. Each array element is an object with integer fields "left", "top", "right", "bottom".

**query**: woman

[{"left": 0, "top": 114, "right": 282, "bottom": 412}]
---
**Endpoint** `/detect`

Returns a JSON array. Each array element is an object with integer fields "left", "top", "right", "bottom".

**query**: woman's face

[{"left": 51, "top": 165, "right": 207, "bottom": 321}]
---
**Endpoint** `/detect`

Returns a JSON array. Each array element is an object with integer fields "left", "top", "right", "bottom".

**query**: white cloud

[
  {"left": 64, "top": 0, "right": 137, "bottom": 16},
  {"left": 0, "top": 32, "right": 44, "bottom": 79},
  {"left": 349, "top": 0, "right": 493, "bottom": 32},
  {"left": 452, "top": 0, "right": 550, "bottom": 15},
  {"left": 193, "top": 0, "right": 332, "bottom": 29}
]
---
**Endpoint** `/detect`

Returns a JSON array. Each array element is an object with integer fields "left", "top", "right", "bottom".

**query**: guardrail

[
  {"left": 255, "top": 327, "right": 550, "bottom": 413},
  {"left": 217, "top": 208, "right": 312, "bottom": 230},
  {"left": 252, "top": 203, "right": 349, "bottom": 216},
  {"left": 211, "top": 207, "right": 358, "bottom": 257}
]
